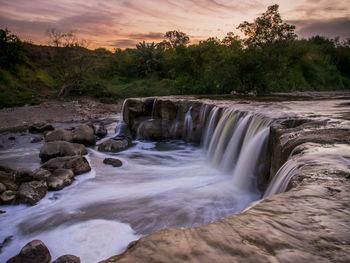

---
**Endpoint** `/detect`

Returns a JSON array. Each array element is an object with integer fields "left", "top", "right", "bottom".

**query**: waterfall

[
  {"left": 263, "top": 160, "right": 299, "bottom": 197},
  {"left": 201, "top": 107, "right": 221, "bottom": 150},
  {"left": 231, "top": 128, "right": 270, "bottom": 192},
  {"left": 120, "top": 99, "right": 128, "bottom": 122},
  {"left": 151, "top": 99, "right": 157, "bottom": 120},
  {"left": 202, "top": 108, "right": 272, "bottom": 193},
  {"left": 183, "top": 106, "right": 193, "bottom": 141}
]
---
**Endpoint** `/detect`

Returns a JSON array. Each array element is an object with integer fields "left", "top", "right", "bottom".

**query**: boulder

[
  {"left": 32, "top": 168, "right": 52, "bottom": 181},
  {"left": 52, "top": 254, "right": 81, "bottom": 263},
  {"left": 17, "top": 181, "right": 47, "bottom": 205},
  {"left": 39, "top": 141, "right": 88, "bottom": 162},
  {"left": 95, "top": 125, "right": 108, "bottom": 139},
  {"left": 7, "top": 240, "right": 51, "bottom": 263},
  {"left": 137, "top": 119, "right": 164, "bottom": 140},
  {"left": 0, "top": 182, "right": 6, "bottom": 193},
  {"left": 28, "top": 124, "right": 54, "bottom": 134},
  {"left": 103, "top": 158, "right": 123, "bottom": 167},
  {"left": 13, "top": 168, "right": 34, "bottom": 184},
  {"left": 47, "top": 169, "right": 74, "bottom": 191},
  {"left": 0, "top": 190, "right": 16, "bottom": 205},
  {"left": 72, "top": 124, "right": 96, "bottom": 146},
  {"left": 98, "top": 138, "right": 131, "bottom": 153},
  {"left": 45, "top": 129, "right": 73, "bottom": 143},
  {"left": 41, "top": 156, "right": 91, "bottom": 175}
]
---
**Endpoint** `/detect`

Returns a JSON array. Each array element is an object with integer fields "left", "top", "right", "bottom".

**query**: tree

[
  {"left": 222, "top": 32, "right": 242, "bottom": 50},
  {"left": 0, "top": 28, "right": 25, "bottom": 69},
  {"left": 164, "top": 30, "right": 190, "bottom": 47},
  {"left": 135, "top": 41, "right": 162, "bottom": 76},
  {"left": 237, "top": 4, "right": 297, "bottom": 47}
]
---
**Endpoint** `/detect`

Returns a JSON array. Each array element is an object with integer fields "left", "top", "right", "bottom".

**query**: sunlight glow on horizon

[{"left": 0, "top": 0, "right": 349, "bottom": 49}]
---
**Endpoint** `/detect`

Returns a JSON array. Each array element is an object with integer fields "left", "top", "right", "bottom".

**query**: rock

[
  {"left": 1, "top": 181, "right": 19, "bottom": 191},
  {"left": 98, "top": 138, "right": 131, "bottom": 153},
  {"left": 52, "top": 254, "right": 81, "bottom": 263},
  {"left": 103, "top": 158, "right": 123, "bottom": 167},
  {"left": 13, "top": 168, "right": 34, "bottom": 184},
  {"left": 0, "top": 171, "right": 14, "bottom": 183},
  {"left": 72, "top": 124, "right": 96, "bottom": 146},
  {"left": 95, "top": 125, "right": 108, "bottom": 139},
  {"left": 28, "top": 124, "right": 54, "bottom": 134},
  {"left": 41, "top": 156, "right": 91, "bottom": 175},
  {"left": 45, "top": 129, "right": 73, "bottom": 143},
  {"left": 8, "top": 136, "right": 16, "bottom": 140},
  {"left": 0, "top": 210, "right": 6, "bottom": 213},
  {"left": 137, "top": 119, "right": 164, "bottom": 140},
  {"left": 0, "top": 190, "right": 16, "bottom": 205},
  {"left": 30, "top": 137, "right": 43, "bottom": 143},
  {"left": 32, "top": 168, "right": 52, "bottom": 181},
  {"left": 47, "top": 169, "right": 74, "bottom": 190},
  {"left": 0, "top": 182, "right": 6, "bottom": 193},
  {"left": 7, "top": 240, "right": 51, "bottom": 263},
  {"left": 17, "top": 181, "right": 47, "bottom": 205},
  {"left": 39, "top": 141, "right": 88, "bottom": 162},
  {"left": 0, "top": 165, "right": 14, "bottom": 173}
]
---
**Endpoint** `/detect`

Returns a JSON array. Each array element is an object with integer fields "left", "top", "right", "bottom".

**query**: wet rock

[
  {"left": 8, "top": 136, "right": 16, "bottom": 141},
  {"left": 95, "top": 125, "right": 107, "bottom": 139},
  {"left": 98, "top": 138, "right": 131, "bottom": 153},
  {"left": 0, "top": 182, "right": 6, "bottom": 193},
  {"left": 17, "top": 181, "right": 47, "bottom": 205},
  {"left": 137, "top": 119, "right": 164, "bottom": 140},
  {"left": 103, "top": 158, "right": 123, "bottom": 167},
  {"left": 7, "top": 239, "right": 51, "bottom": 263},
  {"left": 0, "top": 210, "right": 6, "bottom": 213},
  {"left": 47, "top": 169, "right": 74, "bottom": 190},
  {"left": 0, "top": 165, "right": 14, "bottom": 173},
  {"left": 41, "top": 156, "right": 91, "bottom": 175},
  {"left": 2, "top": 181, "right": 19, "bottom": 191},
  {"left": 28, "top": 123, "right": 54, "bottom": 134},
  {"left": 45, "top": 129, "right": 73, "bottom": 143},
  {"left": 30, "top": 136, "right": 43, "bottom": 143},
  {"left": 0, "top": 190, "right": 16, "bottom": 205},
  {"left": 13, "top": 168, "right": 34, "bottom": 184},
  {"left": 32, "top": 168, "right": 52, "bottom": 181},
  {"left": 72, "top": 124, "right": 96, "bottom": 146},
  {"left": 52, "top": 254, "right": 81, "bottom": 263},
  {"left": 39, "top": 141, "right": 88, "bottom": 162}
]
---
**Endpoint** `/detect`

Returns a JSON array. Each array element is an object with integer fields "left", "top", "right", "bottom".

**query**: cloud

[
  {"left": 289, "top": 17, "right": 350, "bottom": 39},
  {"left": 106, "top": 39, "right": 139, "bottom": 48}
]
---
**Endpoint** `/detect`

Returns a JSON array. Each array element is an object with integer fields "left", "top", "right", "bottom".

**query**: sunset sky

[{"left": 0, "top": 0, "right": 349, "bottom": 49}]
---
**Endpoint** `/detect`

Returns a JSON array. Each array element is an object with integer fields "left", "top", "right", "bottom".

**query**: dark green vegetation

[{"left": 1, "top": 5, "right": 349, "bottom": 108}]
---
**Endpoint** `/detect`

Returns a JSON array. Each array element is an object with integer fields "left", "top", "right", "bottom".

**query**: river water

[{"left": 0, "top": 114, "right": 261, "bottom": 262}]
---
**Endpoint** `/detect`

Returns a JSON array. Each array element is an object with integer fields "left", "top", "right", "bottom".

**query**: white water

[
  {"left": 0, "top": 102, "right": 277, "bottom": 262},
  {"left": 263, "top": 159, "right": 299, "bottom": 197},
  {"left": 183, "top": 106, "right": 193, "bottom": 141}
]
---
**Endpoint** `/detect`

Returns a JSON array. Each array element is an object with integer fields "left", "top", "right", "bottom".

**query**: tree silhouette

[{"left": 237, "top": 4, "right": 297, "bottom": 47}]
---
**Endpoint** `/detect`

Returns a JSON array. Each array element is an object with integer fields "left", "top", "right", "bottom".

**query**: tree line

[{"left": 0, "top": 4, "right": 349, "bottom": 107}]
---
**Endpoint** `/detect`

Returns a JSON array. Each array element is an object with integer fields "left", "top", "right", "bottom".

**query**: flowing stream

[{"left": 0, "top": 105, "right": 273, "bottom": 262}]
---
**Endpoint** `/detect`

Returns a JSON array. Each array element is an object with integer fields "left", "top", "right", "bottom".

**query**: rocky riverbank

[
  {"left": 1, "top": 93, "right": 350, "bottom": 262},
  {"left": 102, "top": 94, "right": 350, "bottom": 263}
]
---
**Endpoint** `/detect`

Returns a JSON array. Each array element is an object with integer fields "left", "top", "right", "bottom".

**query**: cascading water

[
  {"left": 183, "top": 106, "right": 193, "bottom": 141},
  {"left": 263, "top": 159, "right": 299, "bottom": 197},
  {"left": 0, "top": 99, "right": 282, "bottom": 263},
  {"left": 201, "top": 106, "right": 220, "bottom": 149},
  {"left": 201, "top": 108, "right": 272, "bottom": 193}
]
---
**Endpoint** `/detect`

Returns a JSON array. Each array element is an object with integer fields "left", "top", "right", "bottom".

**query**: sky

[{"left": 0, "top": 0, "right": 349, "bottom": 49}]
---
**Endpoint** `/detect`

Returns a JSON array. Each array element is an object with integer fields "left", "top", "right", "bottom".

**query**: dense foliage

[{"left": 0, "top": 5, "right": 349, "bottom": 108}]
